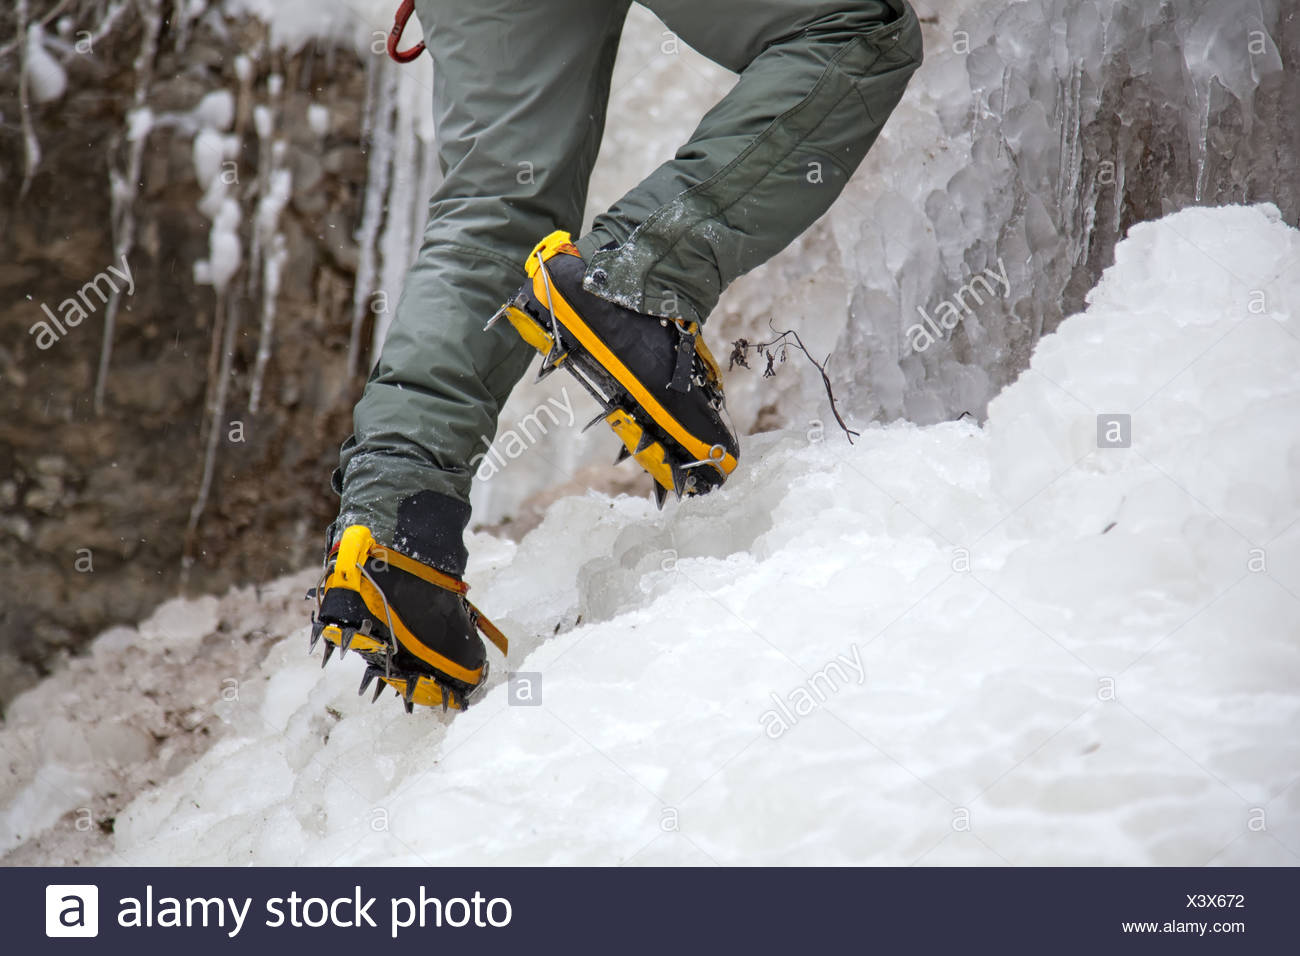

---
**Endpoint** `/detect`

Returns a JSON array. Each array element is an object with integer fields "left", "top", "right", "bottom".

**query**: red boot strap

[{"left": 387, "top": 0, "right": 425, "bottom": 64}]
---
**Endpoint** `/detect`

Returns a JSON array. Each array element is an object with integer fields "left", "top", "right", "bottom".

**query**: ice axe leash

[{"left": 387, "top": 0, "right": 425, "bottom": 63}]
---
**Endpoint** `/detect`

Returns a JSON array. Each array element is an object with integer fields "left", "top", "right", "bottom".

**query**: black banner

[{"left": 8, "top": 867, "right": 1296, "bottom": 953}]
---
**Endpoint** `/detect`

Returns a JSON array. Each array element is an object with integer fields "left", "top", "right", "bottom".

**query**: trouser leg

[
  {"left": 577, "top": 0, "right": 923, "bottom": 324},
  {"left": 333, "top": 0, "right": 632, "bottom": 568}
]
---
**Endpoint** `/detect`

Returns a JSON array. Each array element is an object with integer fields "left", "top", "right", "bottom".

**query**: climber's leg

[
  {"left": 332, "top": 0, "right": 633, "bottom": 567},
  {"left": 577, "top": 0, "right": 923, "bottom": 325}
]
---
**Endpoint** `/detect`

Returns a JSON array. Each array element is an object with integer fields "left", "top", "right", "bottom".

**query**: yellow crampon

[
  {"left": 493, "top": 230, "right": 737, "bottom": 506},
  {"left": 311, "top": 526, "right": 508, "bottom": 712}
]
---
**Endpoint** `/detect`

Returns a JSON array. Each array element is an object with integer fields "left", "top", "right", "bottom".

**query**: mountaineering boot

[
  {"left": 489, "top": 231, "right": 739, "bottom": 508},
  {"left": 308, "top": 524, "right": 508, "bottom": 713}
]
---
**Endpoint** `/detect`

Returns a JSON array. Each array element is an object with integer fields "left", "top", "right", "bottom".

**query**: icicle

[
  {"left": 183, "top": 25, "right": 248, "bottom": 558},
  {"left": 249, "top": 164, "right": 293, "bottom": 414},
  {"left": 371, "top": 64, "right": 422, "bottom": 357},
  {"left": 1193, "top": 84, "right": 1212, "bottom": 203},
  {"left": 247, "top": 58, "right": 286, "bottom": 414},
  {"left": 1113, "top": 121, "right": 1129, "bottom": 237},
  {"left": 183, "top": 286, "right": 242, "bottom": 579},
  {"left": 347, "top": 58, "right": 398, "bottom": 377},
  {"left": 15, "top": 0, "right": 41, "bottom": 199},
  {"left": 94, "top": 0, "right": 163, "bottom": 416},
  {"left": 359, "top": 50, "right": 380, "bottom": 144}
]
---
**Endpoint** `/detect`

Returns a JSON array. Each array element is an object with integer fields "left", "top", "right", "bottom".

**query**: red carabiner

[{"left": 387, "top": 0, "right": 425, "bottom": 63}]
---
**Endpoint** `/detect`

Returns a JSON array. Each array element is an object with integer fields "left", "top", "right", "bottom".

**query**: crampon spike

[
  {"left": 535, "top": 348, "right": 565, "bottom": 383},
  {"left": 615, "top": 444, "right": 632, "bottom": 465},
  {"left": 653, "top": 482, "right": 668, "bottom": 510},
  {"left": 403, "top": 698, "right": 415, "bottom": 715},
  {"left": 309, "top": 617, "right": 324, "bottom": 651},
  {"left": 581, "top": 409, "right": 609, "bottom": 433},
  {"left": 372, "top": 678, "right": 386, "bottom": 704},
  {"left": 339, "top": 627, "right": 355, "bottom": 657},
  {"left": 358, "top": 668, "right": 378, "bottom": 697},
  {"left": 321, "top": 641, "right": 335, "bottom": 668},
  {"left": 634, "top": 429, "right": 655, "bottom": 454},
  {"left": 671, "top": 463, "right": 688, "bottom": 499}
]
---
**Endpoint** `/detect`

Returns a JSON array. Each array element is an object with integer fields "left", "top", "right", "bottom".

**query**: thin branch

[{"left": 730, "top": 320, "right": 860, "bottom": 443}]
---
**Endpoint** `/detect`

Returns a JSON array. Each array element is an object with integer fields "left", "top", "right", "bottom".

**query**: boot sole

[{"left": 316, "top": 622, "right": 481, "bottom": 713}]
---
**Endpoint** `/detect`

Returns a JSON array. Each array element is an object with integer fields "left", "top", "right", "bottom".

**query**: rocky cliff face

[{"left": 0, "top": 4, "right": 372, "bottom": 706}]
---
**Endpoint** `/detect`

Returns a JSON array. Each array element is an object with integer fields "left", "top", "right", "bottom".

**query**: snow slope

[{"left": 5, "top": 205, "right": 1299, "bottom": 865}]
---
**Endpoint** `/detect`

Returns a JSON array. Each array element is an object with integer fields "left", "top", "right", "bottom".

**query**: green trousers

[{"left": 333, "top": 0, "right": 922, "bottom": 563}]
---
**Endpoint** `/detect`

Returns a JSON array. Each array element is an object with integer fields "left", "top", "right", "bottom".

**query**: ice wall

[{"left": 816, "top": 0, "right": 1298, "bottom": 426}]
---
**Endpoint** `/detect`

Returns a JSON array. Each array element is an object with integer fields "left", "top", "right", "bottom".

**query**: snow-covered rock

[{"left": 5, "top": 204, "right": 1291, "bottom": 866}]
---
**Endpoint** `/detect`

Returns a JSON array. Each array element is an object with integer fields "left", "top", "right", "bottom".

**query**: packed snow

[
  {"left": 4, "top": 205, "right": 1296, "bottom": 865},
  {"left": 0, "top": 572, "right": 319, "bottom": 863}
]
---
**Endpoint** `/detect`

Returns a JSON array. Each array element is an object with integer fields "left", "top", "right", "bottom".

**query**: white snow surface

[{"left": 5, "top": 206, "right": 1296, "bottom": 866}]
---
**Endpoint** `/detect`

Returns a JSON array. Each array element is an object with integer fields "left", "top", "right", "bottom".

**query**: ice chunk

[
  {"left": 306, "top": 103, "right": 330, "bottom": 138},
  {"left": 191, "top": 89, "right": 234, "bottom": 131},
  {"left": 24, "top": 25, "right": 66, "bottom": 104},
  {"left": 137, "top": 595, "right": 221, "bottom": 648}
]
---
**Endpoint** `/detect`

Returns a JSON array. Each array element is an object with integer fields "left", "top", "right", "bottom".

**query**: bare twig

[{"left": 730, "top": 321, "right": 860, "bottom": 443}]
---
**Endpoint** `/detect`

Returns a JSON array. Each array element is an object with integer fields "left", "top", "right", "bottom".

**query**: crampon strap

[
  {"left": 387, "top": 0, "right": 425, "bottom": 63},
  {"left": 328, "top": 529, "right": 508, "bottom": 657}
]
